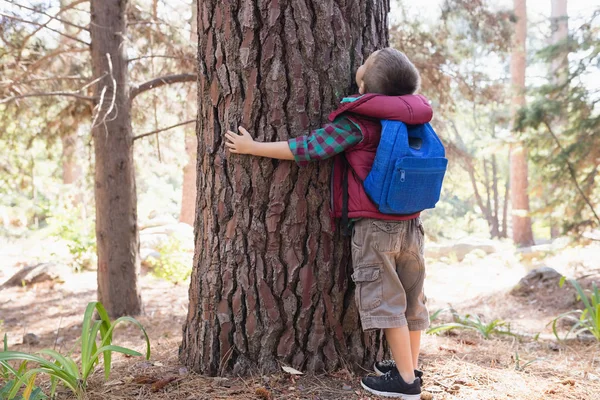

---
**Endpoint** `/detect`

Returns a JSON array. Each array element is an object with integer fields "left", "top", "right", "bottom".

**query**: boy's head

[{"left": 355, "top": 48, "right": 420, "bottom": 96}]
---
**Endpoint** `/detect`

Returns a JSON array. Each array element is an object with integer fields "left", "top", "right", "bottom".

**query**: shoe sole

[{"left": 360, "top": 381, "right": 421, "bottom": 399}]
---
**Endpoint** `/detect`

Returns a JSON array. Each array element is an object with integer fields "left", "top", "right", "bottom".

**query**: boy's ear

[{"left": 359, "top": 81, "right": 365, "bottom": 95}]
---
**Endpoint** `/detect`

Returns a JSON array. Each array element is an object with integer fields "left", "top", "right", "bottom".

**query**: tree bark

[
  {"left": 180, "top": 0, "right": 198, "bottom": 226},
  {"left": 509, "top": 0, "right": 534, "bottom": 247},
  {"left": 90, "top": 0, "right": 141, "bottom": 317},
  {"left": 182, "top": 0, "right": 390, "bottom": 375}
]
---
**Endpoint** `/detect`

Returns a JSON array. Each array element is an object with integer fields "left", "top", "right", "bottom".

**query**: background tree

[
  {"left": 509, "top": 0, "right": 535, "bottom": 246},
  {"left": 391, "top": 0, "right": 514, "bottom": 239},
  {"left": 517, "top": 7, "right": 600, "bottom": 233},
  {"left": 181, "top": 0, "right": 390, "bottom": 375},
  {"left": 1, "top": 0, "right": 197, "bottom": 316},
  {"left": 180, "top": 0, "right": 198, "bottom": 226}
]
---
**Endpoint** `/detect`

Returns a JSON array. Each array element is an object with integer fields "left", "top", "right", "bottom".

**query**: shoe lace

[
  {"left": 379, "top": 359, "right": 396, "bottom": 368},
  {"left": 382, "top": 371, "right": 394, "bottom": 381}
]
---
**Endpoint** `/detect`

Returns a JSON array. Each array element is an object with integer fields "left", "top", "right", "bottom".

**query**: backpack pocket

[{"left": 382, "top": 157, "right": 448, "bottom": 214}]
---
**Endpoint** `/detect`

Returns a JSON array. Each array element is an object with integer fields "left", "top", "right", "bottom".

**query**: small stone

[
  {"left": 55, "top": 336, "right": 65, "bottom": 345},
  {"left": 179, "top": 367, "right": 189, "bottom": 376},
  {"left": 23, "top": 333, "right": 39, "bottom": 345},
  {"left": 342, "top": 384, "right": 352, "bottom": 391},
  {"left": 421, "top": 392, "right": 434, "bottom": 400},
  {"left": 288, "top": 386, "right": 295, "bottom": 391}
]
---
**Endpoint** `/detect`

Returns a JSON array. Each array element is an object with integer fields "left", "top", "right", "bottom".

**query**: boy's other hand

[{"left": 225, "top": 126, "right": 255, "bottom": 155}]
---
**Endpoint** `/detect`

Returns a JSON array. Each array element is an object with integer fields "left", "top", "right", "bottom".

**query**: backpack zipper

[{"left": 400, "top": 170, "right": 406, "bottom": 182}]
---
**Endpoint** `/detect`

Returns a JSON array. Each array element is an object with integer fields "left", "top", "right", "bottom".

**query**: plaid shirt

[{"left": 288, "top": 116, "right": 363, "bottom": 167}]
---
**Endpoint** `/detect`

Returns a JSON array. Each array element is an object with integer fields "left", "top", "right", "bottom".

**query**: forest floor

[{"left": 1, "top": 236, "right": 599, "bottom": 400}]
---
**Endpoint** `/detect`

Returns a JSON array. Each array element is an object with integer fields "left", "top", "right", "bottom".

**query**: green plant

[
  {"left": 0, "top": 302, "right": 150, "bottom": 399},
  {"left": 0, "top": 334, "right": 47, "bottom": 400},
  {"left": 513, "top": 351, "right": 544, "bottom": 372},
  {"left": 550, "top": 277, "right": 600, "bottom": 341},
  {"left": 146, "top": 236, "right": 193, "bottom": 283},
  {"left": 46, "top": 202, "right": 96, "bottom": 272},
  {"left": 427, "top": 308, "right": 516, "bottom": 339}
]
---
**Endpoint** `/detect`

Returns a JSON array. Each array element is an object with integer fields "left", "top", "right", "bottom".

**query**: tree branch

[
  {"left": 0, "top": 91, "right": 94, "bottom": 104},
  {"left": 130, "top": 73, "right": 196, "bottom": 100},
  {"left": 127, "top": 54, "right": 196, "bottom": 63},
  {"left": 9, "top": 2, "right": 90, "bottom": 32},
  {"left": 133, "top": 119, "right": 196, "bottom": 141},
  {"left": 0, "top": 13, "right": 90, "bottom": 46},
  {"left": 542, "top": 120, "right": 600, "bottom": 227}
]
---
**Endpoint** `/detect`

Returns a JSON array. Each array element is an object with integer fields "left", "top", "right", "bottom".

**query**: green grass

[
  {"left": 550, "top": 277, "right": 600, "bottom": 341},
  {"left": 427, "top": 307, "right": 516, "bottom": 339},
  {"left": 0, "top": 302, "right": 150, "bottom": 399}
]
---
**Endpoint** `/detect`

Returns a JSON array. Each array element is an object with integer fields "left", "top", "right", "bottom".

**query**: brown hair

[{"left": 363, "top": 48, "right": 421, "bottom": 96}]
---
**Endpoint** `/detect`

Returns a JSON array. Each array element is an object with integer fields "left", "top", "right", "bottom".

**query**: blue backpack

[{"left": 363, "top": 120, "right": 448, "bottom": 215}]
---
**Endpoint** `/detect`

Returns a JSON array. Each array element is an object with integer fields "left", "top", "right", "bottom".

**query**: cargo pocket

[{"left": 351, "top": 266, "right": 383, "bottom": 311}]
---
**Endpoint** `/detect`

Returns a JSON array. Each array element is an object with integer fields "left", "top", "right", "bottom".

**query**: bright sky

[{"left": 391, "top": 0, "right": 598, "bottom": 25}]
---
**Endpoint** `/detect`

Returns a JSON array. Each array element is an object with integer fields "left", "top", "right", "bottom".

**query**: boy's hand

[{"left": 225, "top": 126, "right": 255, "bottom": 155}]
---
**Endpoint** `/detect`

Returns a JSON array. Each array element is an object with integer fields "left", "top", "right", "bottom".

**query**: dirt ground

[{"left": 1, "top": 237, "right": 600, "bottom": 399}]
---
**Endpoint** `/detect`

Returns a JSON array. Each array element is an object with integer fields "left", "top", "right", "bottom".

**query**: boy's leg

[
  {"left": 385, "top": 326, "right": 416, "bottom": 383},
  {"left": 409, "top": 330, "right": 421, "bottom": 369}
]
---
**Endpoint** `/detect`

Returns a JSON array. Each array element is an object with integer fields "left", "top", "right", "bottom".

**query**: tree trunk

[
  {"left": 509, "top": 0, "right": 534, "bottom": 247},
  {"left": 548, "top": 0, "right": 568, "bottom": 239},
  {"left": 61, "top": 132, "right": 80, "bottom": 185},
  {"left": 90, "top": 0, "right": 141, "bottom": 317},
  {"left": 59, "top": 0, "right": 82, "bottom": 188},
  {"left": 490, "top": 155, "right": 500, "bottom": 238},
  {"left": 181, "top": 0, "right": 390, "bottom": 375},
  {"left": 180, "top": 0, "right": 198, "bottom": 226}
]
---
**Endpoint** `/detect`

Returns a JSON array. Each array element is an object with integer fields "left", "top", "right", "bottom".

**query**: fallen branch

[
  {"left": 133, "top": 119, "right": 196, "bottom": 141},
  {"left": 130, "top": 73, "right": 196, "bottom": 99}
]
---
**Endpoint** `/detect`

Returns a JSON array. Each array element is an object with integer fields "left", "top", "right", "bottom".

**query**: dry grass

[{"left": 1, "top": 239, "right": 600, "bottom": 399}]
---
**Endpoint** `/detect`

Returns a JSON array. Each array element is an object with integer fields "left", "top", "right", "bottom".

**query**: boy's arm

[
  {"left": 225, "top": 127, "right": 294, "bottom": 160},
  {"left": 225, "top": 117, "right": 362, "bottom": 164}
]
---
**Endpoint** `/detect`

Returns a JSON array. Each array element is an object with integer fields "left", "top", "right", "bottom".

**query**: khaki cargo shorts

[{"left": 351, "top": 217, "right": 429, "bottom": 331}]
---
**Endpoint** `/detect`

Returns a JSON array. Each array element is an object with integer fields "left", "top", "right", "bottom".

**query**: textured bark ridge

[
  {"left": 181, "top": 0, "right": 390, "bottom": 375},
  {"left": 90, "top": 0, "right": 142, "bottom": 317}
]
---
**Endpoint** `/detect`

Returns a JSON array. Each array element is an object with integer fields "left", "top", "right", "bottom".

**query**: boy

[{"left": 225, "top": 48, "right": 432, "bottom": 399}]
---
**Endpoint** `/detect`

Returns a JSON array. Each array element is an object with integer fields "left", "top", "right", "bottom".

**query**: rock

[
  {"left": 23, "top": 333, "right": 40, "bottom": 345},
  {"left": 342, "top": 384, "right": 352, "bottom": 391},
  {"left": 0, "top": 263, "right": 69, "bottom": 290},
  {"left": 425, "top": 237, "right": 500, "bottom": 261},
  {"left": 139, "top": 214, "right": 178, "bottom": 230},
  {"left": 583, "top": 230, "right": 600, "bottom": 241},
  {"left": 139, "top": 223, "right": 193, "bottom": 252},
  {"left": 510, "top": 266, "right": 563, "bottom": 296},
  {"left": 140, "top": 248, "right": 161, "bottom": 261}
]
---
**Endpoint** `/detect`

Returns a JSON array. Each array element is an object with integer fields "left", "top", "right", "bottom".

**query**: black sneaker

[
  {"left": 361, "top": 368, "right": 421, "bottom": 399},
  {"left": 374, "top": 361, "right": 424, "bottom": 385}
]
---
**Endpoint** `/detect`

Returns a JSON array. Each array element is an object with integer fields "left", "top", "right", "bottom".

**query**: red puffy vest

[{"left": 329, "top": 94, "right": 434, "bottom": 221}]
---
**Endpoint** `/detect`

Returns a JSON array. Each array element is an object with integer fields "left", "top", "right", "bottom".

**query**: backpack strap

[{"left": 341, "top": 153, "right": 363, "bottom": 236}]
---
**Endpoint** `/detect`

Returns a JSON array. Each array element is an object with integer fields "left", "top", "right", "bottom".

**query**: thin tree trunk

[
  {"left": 502, "top": 175, "right": 510, "bottom": 238},
  {"left": 509, "top": 0, "right": 534, "bottom": 247},
  {"left": 182, "top": 0, "right": 390, "bottom": 375},
  {"left": 90, "top": 0, "right": 141, "bottom": 317},
  {"left": 491, "top": 154, "right": 500, "bottom": 238},
  {"left": 61, "top": 132, "right": 80, "bottom": 185},
  {"left": 549, "top": 0, "right": 568, "bottom": 238},
  {"left": 180, "top": 0, "right": 198, "bottom": 226},
  {"left": 59, "top": 0, "right": 82, "bottom": 188}
]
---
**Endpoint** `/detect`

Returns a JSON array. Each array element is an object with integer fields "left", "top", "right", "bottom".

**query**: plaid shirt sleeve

[{"left": 287, "top": 116, "right": 363, "bottom": 167}]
